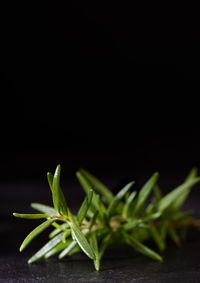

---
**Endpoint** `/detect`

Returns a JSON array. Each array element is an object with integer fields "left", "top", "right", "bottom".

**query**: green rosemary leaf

[
  {"left": 20, "top": 219, "right": 55, "bottom": 252},
  {"left": 160, "top": 220, "right": 168, "bottom": 240},
  {"left": 133, "top": 172, "right": 159, "bottom": 215},
  {"left": 62, "top": 230, "right": 71, "bottom": 243},
  {"left": 13, "top": 213, "right": 50, "bottom": 219},
  {"left": 49, "top": 222, "right": 69, "bottom": 238},
  {"left": 45, "top": 238, "right": 72, "bottom": 258},
  {"left": 142, "top": 211, "right": 162, "bottom": 223},
  {"left": 157, "top": 177, "right": 200, "bottom": 212},
  {"left": 76, "top": 172, "right": 105, "bottom": 217},
  {"left": 77, "top": 189, "right": 93, "bottom": 225},
  {"left": 123, "top": 219, "right": 142, "bottom": 230},
  {"left": 142, "top": 212, "right": 162, "bottom": 222},
  {"left": 95, "top": 194, "right": 107, "bottom": 218},
  {"left": 52, "top": 165, "right": 69, "bottom": 216},
  {"left": 153, "top": 184, "right": 162, "bottom": 202},
  {"left": 137, "top": 223, "right": 150, "bottom": 229},
  {"left": 69, "top": 223, "right": 96, "bottom": 260},
  {"left": 97, "top": 194, "right": 107, "bottom": 214},
  {"left": 52, "top": 222, "right": 67, "bottom": 230},
  {"left": 89, "top": 232, "right": 98, "bottom": 255},
  {"left": 168, "top": 226, "right": 181, "bottom": 247},
  {"left": 48, "top": 171, "right": 72, "bottom": 217},
  {"left": 60, "top": 188, "right": 72, "bottom": 217},
  {"left": 31, "top": 203, "right": 57, "bottom": 215},
  {"left": 124, "top": 232, "right": 163, "bottom": 262},
  {"left": 79, "top": 169, "right": 114, "bottom": 204},
  {"left": 51, "top": 166, "right": 60, "bottom": 212},
  {"left": 89, "top": 232, "right": 100, "bottom": 271},
  {"left": 123, "top": 212, "right": 161, "bottom": 231},
  {"left": 28, "top": 232, "right": 64, "bottom": 263},
  {"left": 185, "top": 167, "right": 198, "bottom": 181},
  {"left": 99, "top": 233, "right": 112, "bottom": 260},
  {"left": 172, "top": 168, "right": 198, "bottom": 210},
  {"left": 132, "top": 226, "right": 151, "bottom": 242},
  {"left": 89, "top": 211, "right": 99, "bottom": 230},
  {"left": 86, "top": 209, "right": 95, "bottom": 219},
  {"left": 170, "top": 210, "right": 193, "bottom": 222},
  {"left": 145, "top": 203, "right": 154, "bottom": 214},
  {"left": 59, "top": 240, "right": 78, "bottom": 259},
  {"left": 76, "top": 171, "right": 93, "bottom": 197},
  {"left": 47, "top": 172, "right": 54, "bottom": 191},
  {"left": 68, "top": 245, "right": 81, "bottom": 256},
  {"left": 150, "top": 225, "right": 166, "bottom": 251},
  {"left": 57, "top": 229, "right": 89, "bottom": 259},
  {"left": 107, "top": 181, "right": 135, "bottom": 217},
  {"left": 122, "top": 190, "right": 137, "bottom": 218}
]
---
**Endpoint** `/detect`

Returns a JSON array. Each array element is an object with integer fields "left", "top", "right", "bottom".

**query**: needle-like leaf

[
  {"left": 68, "top": 245, "right": 81, "bottom": 256},
  {"left": 160, "top": 220, "right": 169, "bottom": 240},
  {"left": 107, "top": 181, "right": 135, "bottom": 217},
  {"left": 133, "top": 172, "right": 159, "bottom": 215},
  {"left": 20, "top": 219, "right": 55, "bottom": 252},
  {"left": 122, "top": 190, "right": 137, "bottom": 218},
  {"left": 76, "top": 171, "right": 93, "bottom": 197},
  {"left": 57, "top": 229, "right": 89, "bottom": 259},
  {"left": 13, "top": 213, "right": 51, "bottom": 219},
  {"left": 69, "top": 223, "right": 96, "bottom": 260},
  {"left": 185, "top": 167, "right": 198, "bottom": 181},
  {"left": 51, "top": 166, "right": 60, "bottom": 213},
  {"left": 49, "top": 222, "right": 69, "bottom": 238},
  {"left": 45, "top": 238, "right": 72, "bottom": 258},
  {"left": 123, "top": 212, "right": 161, "bottom": 231},
  {"left": 58, "top": 240, "right": 78, "bottom": 259},
  {"left": 31, "top": 203, "right": 57, "bottom": 215},
  {"left": 77, "top": 189, "right": 93, "bottom": 225},
  {"left": 47, "top": 172, "right": 54, "bottom": 191},
  {"left": 157, "top": 177, "right": 200, "bottom": 212},
  {"left": 76, "top": 172, "right": 106, "bottom": 218},
  {"left": 168, "top": 226, "right": 181, "bottom": 247},
  {"left": 89, "top": 210, "right": 99, "bottom": 229},
  {"left": 52, "top": 165, "right": 69, "bottom": 216},
  {"left": 142, "top": 212, "right": 162, "bottom": 222},
  {"left": 124, "top": 232, "right": 163, "bottom": 262},
  {"left": 62, "top": 230, "right": 71, "bottom": 243},
  {"left": 89, "top": 232, "right": 100, "bottom": 271},
  {"left": 99, "top": 233, "right": 112, "bottom": 260},
  {"left": 170, "top": 210, "right": 193, "bottom": 222},
  {"left": 171, "top": 168, "right": 198, "bottom": 210},
  {"left": 28, "top": 232, "right": 64, "bottom": 263},
  {"left": 79, "top": 168, "right": 114, "bottom": 204},
  {"left": 152, "top": 184, "right": 162, "bottom": 204},
  {"left": 150, "top": 225, "right": 166, "bottom": 251}
]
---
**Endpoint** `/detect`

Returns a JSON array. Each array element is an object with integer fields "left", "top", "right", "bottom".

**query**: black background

[
  {"left": 1, "top": 2, "right": 200, "bottom": 281},
  {"left": 1, "top": 1, "right": 200, "bottom": 183}
]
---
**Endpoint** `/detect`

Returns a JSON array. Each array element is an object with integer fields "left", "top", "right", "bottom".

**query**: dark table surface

[{"left": 1, "top": 181, "right": 200, "bottom": 283}]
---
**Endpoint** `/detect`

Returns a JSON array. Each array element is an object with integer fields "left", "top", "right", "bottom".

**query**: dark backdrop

[{"left": 1, "top": 1, "right": 200, "bottom": 187}]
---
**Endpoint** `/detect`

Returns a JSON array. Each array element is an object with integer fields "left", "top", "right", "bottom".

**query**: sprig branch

[{"left": 13, "top": 165, "right": 200, "bottom": 271}]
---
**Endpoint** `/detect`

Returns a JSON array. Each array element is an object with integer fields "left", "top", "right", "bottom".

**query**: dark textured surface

[
  {"left": 1, "top": 182, "right": 200, "bottom": 282},
  {"left": 1, "top": 236, "right": 200, "bottom": 283}
]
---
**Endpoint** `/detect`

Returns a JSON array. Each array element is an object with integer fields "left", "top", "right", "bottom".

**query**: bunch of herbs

[{"left": 13, "top": 165, "right": 200, "bottom": 271}]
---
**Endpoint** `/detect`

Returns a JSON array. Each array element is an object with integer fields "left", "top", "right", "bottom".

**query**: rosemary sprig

[{"left": 13, "top": 165, "right": 200, "bottom": 271}]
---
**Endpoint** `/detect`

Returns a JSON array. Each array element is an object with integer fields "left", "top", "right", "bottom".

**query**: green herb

[{"left": 13, "top": 165, "right": 200, "bottom": 271}]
